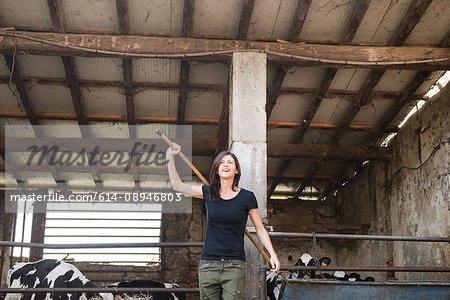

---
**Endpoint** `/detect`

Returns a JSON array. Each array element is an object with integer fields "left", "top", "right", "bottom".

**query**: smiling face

[{"left": 217, "top": 154, "right": 239, "bottom": 179}]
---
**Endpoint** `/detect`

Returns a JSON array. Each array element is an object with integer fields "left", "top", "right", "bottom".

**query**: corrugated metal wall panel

[
  {"left": 0, "top": 118, "right": 34, "bottom": 137},
  {"left": 184, "top": 91, "right": 222, "bottom": 119},
  {"left": 134, "top": 90, "right": 178, "bottom": 117},
  {"left": 17, "top": 55, "right": 65, "bottom": 78},
  {"left": 0, "top": 84, "right": 23, "bottom": 111},
  {"left": 0, "top": 0, "right": 52, "bottom": 30},
  {"left": 193, "top": 0, "right": 242, "bottom": 36},
  {"left": 81, "top": 87, "right": 125, "bottom": 116},
  {"left": 128, "top": 0, "right": 183, "bottom": 36},
  {"left": 133, "top": 59, "right": 180, "bottom": 83},
  {"left": 299, "top": 0, "right": 356, "bottom": 42},
  {"left": 62, "top": 0, "right": 118, "bottom": 33},
  {"left": 75, "top": 57, "right": 123, "bottom": 81},
  {"left": 28, "top": 84, "right": 74, "bottom": 114},
  {"left": 192, "top": 124, "right": 217, "bottom": 139}
]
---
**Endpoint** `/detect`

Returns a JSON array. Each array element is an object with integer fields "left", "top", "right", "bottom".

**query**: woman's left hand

[{"left": 270, "top": 255, "right": 280, "bottom": 273}]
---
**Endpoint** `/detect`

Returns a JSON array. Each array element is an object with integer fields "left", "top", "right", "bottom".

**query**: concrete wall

[{"left": 335, "top": 86, "right": 449, "bottom": 281}]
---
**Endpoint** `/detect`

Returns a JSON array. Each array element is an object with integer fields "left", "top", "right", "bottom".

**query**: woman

[{"left": 166, "top": 143, "right": 280, "bottom": 299}]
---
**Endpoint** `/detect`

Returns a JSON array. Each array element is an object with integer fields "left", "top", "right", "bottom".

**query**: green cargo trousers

[{"left": 198, "top": 259, "right": 246, "bottom": 299}]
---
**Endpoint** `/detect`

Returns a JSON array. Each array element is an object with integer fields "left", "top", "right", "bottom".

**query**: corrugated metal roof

[
  {"left": 0, "top": 0, "right": 52, "bottom": 30},
  {"left": 81, "top": 87, "right": 125, "bottom": 116},
  {"left": 302, "top": 129, "right": 334, "bottom": 145},
  {"left": 192, "top": 124, "right": 217, "bottom": 139},
  {"left": 0, "top": 84, "right": 23, "bottom": 112},
  {"left": 267, "top": 158, "right": 285, "bottom": 174},
  {"left": 267, "top": 128, "right": 296, "bottom": 144},
  {"left": 367, "top": 0, "right": 413, "bottom": 44},
  {"left": 133, "top": 59, "right": 180, "bottom": 83},
  {"left": 315, "top": 160, "right": 349, "bottom": 177},
  {"left": 374, "top": 70, "right": 419, "bottom": 92},
  {"left": 75, "top": 57, "right": 123, "bottom": 81},
  {"left": 284, "top": 159, "right": 316, "bottom": 175},
  {"left": 62, "top": 0, "right": 118, "bottom": 33},
  {"left": 415, "top": 71, "right": 446, "bottom": 95},
  {"left": 61, "top": 172, "right": 95, "bottom": 188},
  {"left": 329, "top": 69, "right": 372, "bottom": 91},
  {"left": 134, "top": 90, "right": 178, "bottom": 118},
  {"left": 282, "top": 67, "right": 327, "bottom": 88},
  {"left": 100, "top": 174, "right": 136, "bottom": 188},
  {"left": 269, "top": 95, "right": 313, "bottom": 122},
  {"left": 28, "top": 84, "right": 74, "bottom": 114},
  {"left": 20, "top": 171, "right": 56, "bottom": 187},
  {"left": 0, "top": 118, "right": 34, "bottom": 137},
  {"left": 339, "top": 131, "right": 372, "bottom": 145},
  {"left": 311, "top": 97, "right": 353, "bottom": 124},
  {"left": 404, "top": 0, "right": 450, "bottom": 46},
  {"left": 38, "top": 120, "right": 83, "bottom": 138},
  {"left": 248, "top": 0, "right": 298, "bottom": 40},
  {"left": 193, "top": 0, "right": 242, "bottom": 36},
  {"left": 17, "top": 55, "right": 66, "bottom": 78},
  {"left": 0, "top": 56, "right": 10, "bottom": 76},
  {"left": 184, "top": 91, "right": 222, "bottom": 119},
  {"left": 128, "top": 0, "right": 183, "bottom": 36},
  {"left": 88, "top": 121, "right": 129, "bottom": 138},
  {"left": 189, "top": 62, "right": 229, "bottom": 85},
  {"left": 300, "top": 0, "right": 355, "bottom": 42},
  {"left": 352, "top": 99, "right": 396, "bottom": 126}
]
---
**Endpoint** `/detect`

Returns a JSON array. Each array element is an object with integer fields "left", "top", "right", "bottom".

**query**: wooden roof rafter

[
  {"left": 268, "top": 0, "right": 372, "bottom": 199},
  {"left": 237, "top": 0, "right": 255, "bottom": 40},
  {"left": 320, "top": 0, "right": 436, "bottom": 201}
]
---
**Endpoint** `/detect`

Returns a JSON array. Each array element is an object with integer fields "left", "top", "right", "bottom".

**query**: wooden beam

[
  {"left": 371, "top": 71, "right": 432, "bottom": 144},
  {"left": 177, "top": 60, "right": 190, "bottom": 124},
  {"left": 266, "top": 68, "right": 286, "bottom": 119},
  {"left": 182, "top": 0, "right": 195, "bottom": 37},
  {"left": 61, "top": 56, "right": 87, "bottom": 126},
  {"left": 237, "top": 0, "right": 255, "bottom": 40},
  {"left": 1, "top": 32, "right": 448, "bottom": 69},
  {"left": 47, "top": 0, "right": 65, "bottom": 32},
  {"left": 291, "top": 162, "right": 317, "bottom": 199},
  {"left": 0, "top": 75, "right": 411, "bottom": 99},
  {"left": 3, "top": 55, "right": 39, "bottom": 125},
  {"left": 214, "top": 75, "right": 230, "bottom": 158},
  {"left": 116, "top": 0, "right": 129, "bottom": 35},
  {"left": 389, "top": 0, "right": 433, "bottom": 46},
  {"left": 288, "top": 0, "right": 312, "bottom": 43},
  {"left": 340, "top": 0, "right": 371, "bottom": 45},
  {"left": 330, "top": 69, "right": 385, "bottom": 144},
  {"left": 294, "top": 68, "right": 338, "bottom": 143}
]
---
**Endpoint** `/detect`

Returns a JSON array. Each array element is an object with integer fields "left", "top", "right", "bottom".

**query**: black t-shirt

[{"left": 201, "top": 185, "right": 258, "bottom": 261}]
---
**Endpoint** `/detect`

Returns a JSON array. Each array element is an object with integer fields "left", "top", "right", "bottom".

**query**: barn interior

[{"left": 0, "top": 0, "right": 449, "bottom": 299}]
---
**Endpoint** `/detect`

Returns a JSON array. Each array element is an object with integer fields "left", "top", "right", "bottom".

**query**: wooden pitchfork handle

[{"left": 156, "top": 129, "right": 271, "bottom": 263}]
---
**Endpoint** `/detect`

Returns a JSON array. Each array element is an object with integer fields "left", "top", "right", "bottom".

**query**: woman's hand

[
  {"left": 270, "top": 254, "right": 280, "bottom": 273},
  {"left": 166, "top": 142, "right": 181, "bottom": 158}
]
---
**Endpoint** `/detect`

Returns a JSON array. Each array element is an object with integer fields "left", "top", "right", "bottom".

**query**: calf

[
  {"left": 5, "top": 259, "right": 106, "bottom": 300},
  {"left": 290, "top": 253, "right": 331, "bottom": 279},
  {"left": 106, "top": 280, "right": 185, "bottom": 300}
]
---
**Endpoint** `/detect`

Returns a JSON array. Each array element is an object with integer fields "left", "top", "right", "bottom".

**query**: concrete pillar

[{"left": 229, "top": 52, "right": 267, "bottom": 299}]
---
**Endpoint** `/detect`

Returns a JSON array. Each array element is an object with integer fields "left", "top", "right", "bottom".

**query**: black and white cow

[
  {"left": 333, "top": 271, "right": 375, "bottom": 282},
  {"left": 5, "top": 259, "right": 107, "bottom": 300},
  {"left": 290, "top": 253, "right": 331, "bottom": 279},
  {"left": 105, "top": 280, "right": 185, "bottom": 300}
]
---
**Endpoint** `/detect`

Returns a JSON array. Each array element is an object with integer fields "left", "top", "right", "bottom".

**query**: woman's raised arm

[{"left": 166, "top": 143, "right": 203, "bottom": 199}]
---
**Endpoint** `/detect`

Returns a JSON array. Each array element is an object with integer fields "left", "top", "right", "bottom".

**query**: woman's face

[{"left": 217, "top": 154, "right": 239, "bottom": 178}]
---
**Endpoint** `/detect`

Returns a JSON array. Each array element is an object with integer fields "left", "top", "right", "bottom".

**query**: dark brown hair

[{"left": 208, "top": 151, "right": 241, "bottom": 202}]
